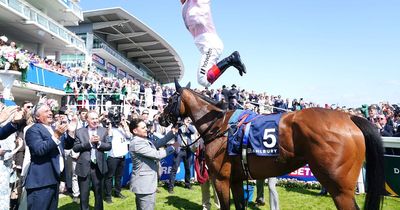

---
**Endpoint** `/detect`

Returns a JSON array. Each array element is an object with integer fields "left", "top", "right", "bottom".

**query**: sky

[{"left": 80, "top": 0, "right": 400, "bottom": 108}]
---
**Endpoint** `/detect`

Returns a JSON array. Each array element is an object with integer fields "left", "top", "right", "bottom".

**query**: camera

[{"left": 108, "top": 111, "right": 122, "bottom": 128}]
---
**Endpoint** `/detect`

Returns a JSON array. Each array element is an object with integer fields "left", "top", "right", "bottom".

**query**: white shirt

[
  {"left": 42, "top": 124, "right": 64, "bottom": 172},
  {"left": 108, "top": 127, "right": 129, "bottom": 158}
]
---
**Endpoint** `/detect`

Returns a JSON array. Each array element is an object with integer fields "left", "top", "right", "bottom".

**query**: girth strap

[{"left": 241, "top": 122, "right": 253, "bottom": 180}]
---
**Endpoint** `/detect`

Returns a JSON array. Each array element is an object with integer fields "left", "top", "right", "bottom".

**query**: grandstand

[{"left": 0, "top": 2, "right": 184, "bottom": 106}]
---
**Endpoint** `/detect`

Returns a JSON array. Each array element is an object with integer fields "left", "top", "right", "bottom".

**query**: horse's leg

[
  {"left": 230, "top": 179, "right": 245, "bottom": 210},
  {"left": 213, "top": 176, "right": 231, "bottom": 210},
  {"left": 309, "top": 154, "right": 362, "bottom": 210}
]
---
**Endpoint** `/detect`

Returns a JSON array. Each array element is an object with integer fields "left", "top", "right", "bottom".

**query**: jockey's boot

[{"left": 207, "top": 51, "right": 246, "bottom": 84}]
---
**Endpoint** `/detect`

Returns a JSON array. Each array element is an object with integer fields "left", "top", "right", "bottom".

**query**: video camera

[{"left": 107, "top": 111, "right": 122, "bottom": 128}]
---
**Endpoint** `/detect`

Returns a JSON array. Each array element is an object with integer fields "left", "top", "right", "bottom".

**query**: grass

[{"left": 58, "top": 183, "right": 400, "bottom": 209}]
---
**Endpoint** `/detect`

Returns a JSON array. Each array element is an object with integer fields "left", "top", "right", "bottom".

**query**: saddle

[{"left": 227, "top": 110, "right": 282, "bottom": 157}]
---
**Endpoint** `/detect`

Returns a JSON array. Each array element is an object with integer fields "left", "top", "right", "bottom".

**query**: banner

[
  {"left": 118, "top": 69, "right": 126, "bottom": 78},
  {"left": 92, "top": 54, "right": 105, "bottom": 66},
  {"left": 122, "top": 153, "right": 194, "bottom": 187},
  {"left": 106, "top": 62, "right": 117, "bottom": 73},
  {"left": 127, "top": 74, "right": 134, "bottom": 80},
  {"left": 384, "top": 155, "right": 400, "bottom": 196},
  {"left": 279, "top": 165, "right": 317, "bottom": 182}
]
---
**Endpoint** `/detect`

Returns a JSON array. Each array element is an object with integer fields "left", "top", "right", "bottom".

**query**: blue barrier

[
  {"left": 26, "top": 63, "right": 69, "bottom": 90},
  {"left": 122, "top": 152, "right": 195, "bottom": 187}
]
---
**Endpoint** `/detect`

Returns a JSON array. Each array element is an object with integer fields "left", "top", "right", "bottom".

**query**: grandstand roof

[{"left": 82, "top": 8, "right": 184, "bottom": 84}]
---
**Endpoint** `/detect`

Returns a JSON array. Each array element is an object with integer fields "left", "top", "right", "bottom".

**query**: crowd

[
  {"left": 2, "top": 35, "right": 400, "bottom": 210},
  {"left": 0, "top": 85, "right": 399, "bottom": 210}
]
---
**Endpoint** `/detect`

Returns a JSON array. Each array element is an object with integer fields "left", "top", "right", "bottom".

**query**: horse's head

[{"left": 159, "top": 79, "right": 190, "bottom": 127}]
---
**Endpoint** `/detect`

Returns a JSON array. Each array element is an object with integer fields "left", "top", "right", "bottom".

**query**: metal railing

[
  {"left": 93, "top": 41, "right": 144, "bottom": 77},
  {"left": 60, "top": 0, "right": 83, "bottom": 20},
  {"left": 0, "top": 0, "right": 85, "bottom": 52}
]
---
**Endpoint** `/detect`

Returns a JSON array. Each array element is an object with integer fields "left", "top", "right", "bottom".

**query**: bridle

[{"left": 161, "top": 89, "right": 231, "bottom": 147}]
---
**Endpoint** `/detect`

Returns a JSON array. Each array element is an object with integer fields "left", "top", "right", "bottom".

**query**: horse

[{"left": 159, "top": 80, "right": 385, "bottom": 210}]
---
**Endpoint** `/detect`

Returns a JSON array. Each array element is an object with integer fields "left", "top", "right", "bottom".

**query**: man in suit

[
  {"left": 25, "top": 103, "right": 74, "bottom": 210},
  {"left": 129, "top": 118, "right": 179, "bottom": 210},
  {"left": 73, "top": 110, "right": 111, "bottom": 210}
]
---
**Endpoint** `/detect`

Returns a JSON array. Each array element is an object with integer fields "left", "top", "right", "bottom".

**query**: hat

[
  {"left": 0, "top": 35, "right": 8, "bottom": 43},
  {"left": 142, "top": 109, "right": 149, "bottom": 115},
  {"left": 231, "top": 84, "right": 237, "bottom": 88}
]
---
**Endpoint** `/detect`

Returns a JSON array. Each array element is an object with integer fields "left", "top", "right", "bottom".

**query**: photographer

[
  {"left": 168, "top": 117, "right": 196, "bottom": 194},
  {"left": 104, "top": 111, "right": 131, "bottom": 203}
]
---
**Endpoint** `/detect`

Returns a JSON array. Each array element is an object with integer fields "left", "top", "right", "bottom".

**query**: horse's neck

[{"left": 191, "top": 109, "right": 234, "bottom": 141}]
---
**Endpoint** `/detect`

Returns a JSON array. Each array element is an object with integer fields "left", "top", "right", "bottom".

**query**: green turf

[{"left": 58, "top": 184, "right": 400, "bottom": 209}]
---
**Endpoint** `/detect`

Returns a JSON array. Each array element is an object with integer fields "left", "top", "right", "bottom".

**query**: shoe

[
  {"left": 73, "top": 197, "right": 80, "bottom": 204},
  {"left": 229, "top": 51, "right": 246, "bottom": 76},
  {"left": 255, "top": 199, "right": 265, "bottom": 206},
  {"left": 113, "top": 193, "right": 126, "bottom": 199},
  {"left": 168, "top": 189, "right": 174, "bottom": 194},
  {"left": 104, "top": 197, "right": 113, "bottom": 204},
  {"left": 184, "top": 185, "right": 192, "bottom": 190}
]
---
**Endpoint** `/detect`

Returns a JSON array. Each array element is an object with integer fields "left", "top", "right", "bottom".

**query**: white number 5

[{"left": 263, "top": 128, "right": 277, "bottom": 148}]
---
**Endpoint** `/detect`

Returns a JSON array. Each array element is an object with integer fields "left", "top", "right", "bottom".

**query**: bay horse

[{"left": 159, "top": 80, "right": 385, "bottom": 210}]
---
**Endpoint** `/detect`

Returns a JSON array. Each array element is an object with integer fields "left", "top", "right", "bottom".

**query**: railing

[
  {"left": 26, "top": 64, "right": 69, "bottom": 90},
  {"left": 93, "top": 41, "right": 144, "bottom": 77},
  {"left": 60, "top": 0, "right": 83, "bottom": 20},
  {"left": 0, "top": 0, "right": 85, "bottom": 52}
]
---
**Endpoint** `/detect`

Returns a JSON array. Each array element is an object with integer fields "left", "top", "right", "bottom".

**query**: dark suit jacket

[
  {"left": 25, "top": 123, "right": 74, "bottom": 189},
  {"left": 73, "top": 126, "right": 111, "bottom": 177},
  {"left": 0, "top": 122, "right": 18, "bottom": 140}
]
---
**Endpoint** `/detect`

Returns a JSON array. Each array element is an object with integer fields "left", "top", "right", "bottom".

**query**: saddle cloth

[{"left": 228, "top": 110, "right": 282, "bottom": 156}]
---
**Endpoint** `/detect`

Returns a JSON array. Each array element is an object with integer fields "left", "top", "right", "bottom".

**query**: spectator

[
  {"left": 168, "top": 117, "right": 196, "bottom": 194},
  {"left": 104, "top": 116, "right": 131, "bottom": 203},
  {"left": 375, "top": 114, "right": 394, "bottom": 137},
  {"left": 73, "top": 110, "right": 112, "bottom": 210},
  {"left": 25, "top": 103, "right": 74, "bottom": 210},
  {"left": 228, "top": 84, "right": 239, "bottom": 110},
  {"left": 255, "top": 178, "right": 280, "bottom": 210}
]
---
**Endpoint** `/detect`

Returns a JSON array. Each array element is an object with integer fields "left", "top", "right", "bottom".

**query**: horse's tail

[{"left": 350, "top": 115, "right": 385, "bottom": 210}]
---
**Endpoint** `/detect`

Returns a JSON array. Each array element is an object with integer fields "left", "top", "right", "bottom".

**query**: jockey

[{"left": 181, "top": 0, "right": 246, "bottom": 87}]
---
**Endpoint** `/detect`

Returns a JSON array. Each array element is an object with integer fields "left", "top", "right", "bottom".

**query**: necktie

[
  {"left": 59, "top": 146, "right": 64, "bottom": 172},
  {"left": 89, "top": 129, "right": 97, "bottom": 164},
  {"left": 91, "top": 147, "right": 97, "bottom": 164}
]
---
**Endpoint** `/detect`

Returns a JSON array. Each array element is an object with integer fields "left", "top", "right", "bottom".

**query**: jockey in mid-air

[{"left": 181, "top": 0, "right": 246, "bottom": 87}]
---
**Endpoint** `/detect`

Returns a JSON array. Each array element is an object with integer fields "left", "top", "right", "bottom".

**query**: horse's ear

[
  {"left": 185, "top": 82, "right": 191, "bottom": 89},
  {"left": 174, "top": 78, "right": 182, "bottom": 92}
]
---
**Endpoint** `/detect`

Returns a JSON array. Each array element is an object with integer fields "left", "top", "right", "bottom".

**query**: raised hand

[
  {"left": 12, "top": 109, "right": 25, "bottom": 124},
  {"left": 0, "top": 106, "right": 18, "bottom": 123},
  {"left": 68, "top": 114, "right": 78, "bottom": 133},
  {"left": 54, "top": 123, "right": 68, "bottom": 139}
]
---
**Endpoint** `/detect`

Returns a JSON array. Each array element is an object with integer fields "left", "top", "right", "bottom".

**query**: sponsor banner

[
  {"left": 384, "top": 155, "right": 400, "bottom": 196},
  {"left": 127, "top": 74, "right": 134, "bottom": 80},
  {"left": 122, "top": 152, "right": 194, "bottom": 186},
  {"left": 279, "top": 165, "right": 317, "bottom": 182},
  {"left": 118, "top": 69, "right": 126, "bottom": 78},
  {"left": 106, "top": 62, "right": 117, "bottom": 73},
  {"left": 92, "top": 54, "right": 105, "bottom": 66}
]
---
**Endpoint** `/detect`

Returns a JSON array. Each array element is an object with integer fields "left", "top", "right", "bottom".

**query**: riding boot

[{"left": 207, "top": 51, "right": 246, "bottom": 84}]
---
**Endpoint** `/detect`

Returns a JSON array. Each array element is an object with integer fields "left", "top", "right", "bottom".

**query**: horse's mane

[{"left": 185, "top": 88, "right": 226, "bottom": 110}]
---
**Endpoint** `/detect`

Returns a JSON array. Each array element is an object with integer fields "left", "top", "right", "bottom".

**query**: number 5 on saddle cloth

[{"left": 227, "top": 110, "right": 282, "bottom": 157}]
